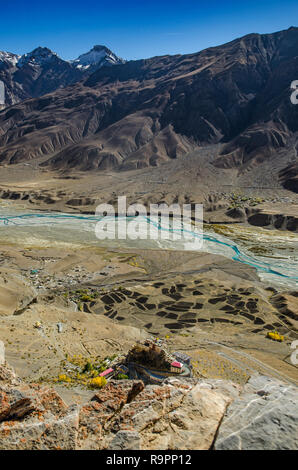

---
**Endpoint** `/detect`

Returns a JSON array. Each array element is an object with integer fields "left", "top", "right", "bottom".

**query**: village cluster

[{"left": 57, "top": 337, "right": 193, "bottom": 388}]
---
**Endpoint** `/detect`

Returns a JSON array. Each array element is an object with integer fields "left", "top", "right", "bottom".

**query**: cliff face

[
  {"left": 0, "top": 343, "right": 297, "bottom": 450},
  {"left": 0, "top": 27, "right": 297, "bottom": 181}
]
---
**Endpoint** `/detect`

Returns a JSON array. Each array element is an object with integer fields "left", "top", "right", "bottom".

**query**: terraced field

[{"left": 76, "top": 276, "right": 296, "bottom": 338}]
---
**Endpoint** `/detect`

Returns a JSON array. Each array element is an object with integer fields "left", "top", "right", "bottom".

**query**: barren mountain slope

[{"left": 0, "top": 27, "right": 297, "bottom": 184}]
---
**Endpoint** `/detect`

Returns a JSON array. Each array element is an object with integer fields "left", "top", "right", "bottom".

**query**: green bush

[{"left": 115, "top": 373, "right": 129, "bottom": 380}]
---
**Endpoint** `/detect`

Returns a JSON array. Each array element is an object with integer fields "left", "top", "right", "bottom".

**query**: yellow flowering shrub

[
  {"left": 89, "top": 376, "right": 107, "bottom": 389},
  {"left": 58, "top": 374, "right": 71, "bottom": 383},
  {"left": 267, "top": 331, "right": 284, "bottom": 342}
]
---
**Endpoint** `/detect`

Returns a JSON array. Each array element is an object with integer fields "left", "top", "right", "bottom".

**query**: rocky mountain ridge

[{"left": 0, "top": 45, "right": 124, "bottom": 106}]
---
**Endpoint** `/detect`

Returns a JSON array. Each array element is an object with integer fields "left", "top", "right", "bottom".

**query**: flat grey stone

[
  {"left": 214, "top": 375, "right": 298, "bottom": 450},
  {"left": 110, "top": 430, "right": 140, "bottom": 450}
]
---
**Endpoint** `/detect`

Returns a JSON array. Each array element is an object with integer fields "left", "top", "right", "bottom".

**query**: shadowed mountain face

[
  {"left": 0, "top": 27, "right": 297, "bottom": 179},
  {"left": 279, "top": 162, "right": 298, "bottom": 193}
]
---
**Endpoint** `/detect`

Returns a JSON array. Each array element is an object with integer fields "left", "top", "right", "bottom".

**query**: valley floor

[
  {"left": 0, "top": 162, "right": 297, "bottom": 401},
  {"left": 0, "top": 229, "right": 297, "bottom": 397},
  {"left": 0, "top": 152, "right": 297, "bottom": 231}
]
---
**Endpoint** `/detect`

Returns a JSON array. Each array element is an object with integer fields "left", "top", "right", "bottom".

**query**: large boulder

[
  {"left": 103, "top": 378, "right": 241, "bottom": 450},
  {"left": 214, "top": 375, "right": 298, "bottom": 450}
]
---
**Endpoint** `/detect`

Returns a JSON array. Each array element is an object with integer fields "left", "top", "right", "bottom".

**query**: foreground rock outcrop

[
  {"left": 77, "top": 378, "right": 241, "bottom": 450},
  {"left": 0, "top": 358, "right": 79, "bottom": 450},
  {"left": 215, "top": 375, "right": 298, "bottom": 450},
  {"left": 0, "top": 347, "right": 297, "bottom": 450}
]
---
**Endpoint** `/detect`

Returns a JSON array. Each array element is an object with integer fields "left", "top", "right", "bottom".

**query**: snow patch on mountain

[
  {"left": 17, "top": 47, "right": 60, "bottom": 68},
  {"left": 0, "top": 51, "right": 20, "bottom": 67}
]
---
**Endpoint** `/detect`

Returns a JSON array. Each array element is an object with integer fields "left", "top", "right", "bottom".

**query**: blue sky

[{"left": 0, "top": 0, "right": 297, "bottom": 60}]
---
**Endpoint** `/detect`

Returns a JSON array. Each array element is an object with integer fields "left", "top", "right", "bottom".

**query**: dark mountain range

[
  {"left": 0, "top": 27, "right": 297, "bottom": 190},
  {"left": 0, "top": 45, "right": 124, "bottom": 106}
]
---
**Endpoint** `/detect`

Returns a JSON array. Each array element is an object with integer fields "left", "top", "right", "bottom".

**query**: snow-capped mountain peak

[
  {"left": 0, "top": 44, "right": 126, "bottom": 107},
  {"left": 71, "top": 45, "right": 125, "bottom": 69},
  {"left": 17, "top": 47, "right": 60, "bottom": 67}
]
